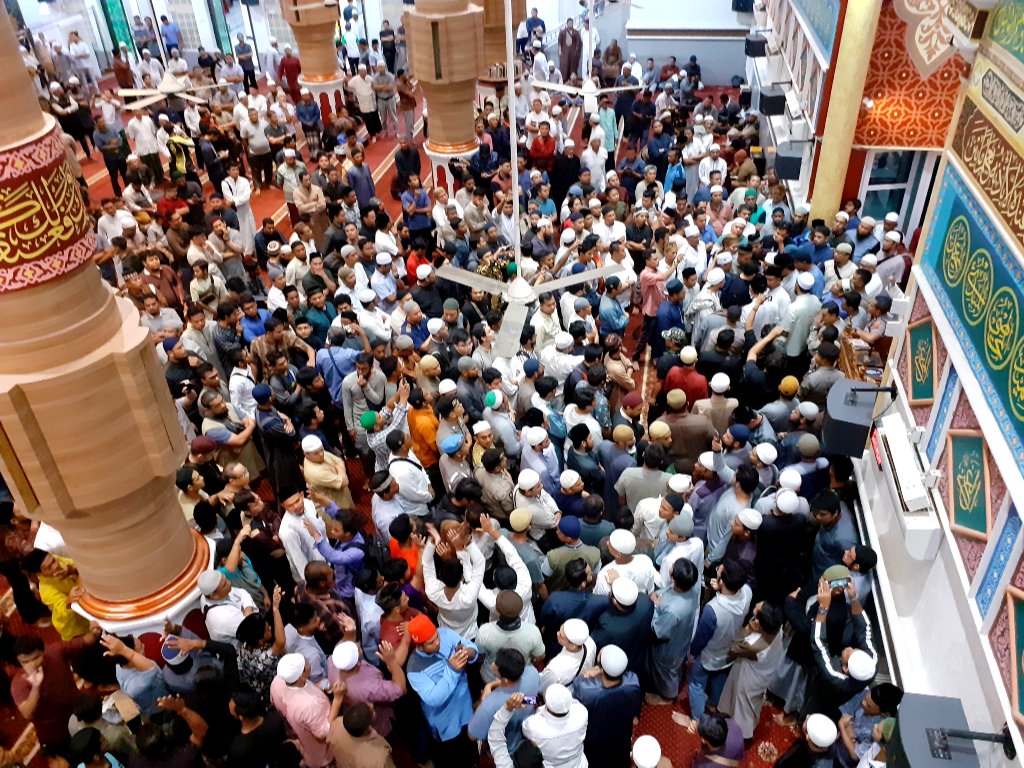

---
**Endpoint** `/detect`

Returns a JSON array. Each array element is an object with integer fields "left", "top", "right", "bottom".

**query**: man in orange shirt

[{"left": 407, "top": 387, "right": 442, "bottom": 494}]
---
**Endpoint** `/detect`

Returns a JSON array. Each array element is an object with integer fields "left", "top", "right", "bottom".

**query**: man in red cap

[{"left": 405, "top": 614, "right": 479, "bottom": 764}]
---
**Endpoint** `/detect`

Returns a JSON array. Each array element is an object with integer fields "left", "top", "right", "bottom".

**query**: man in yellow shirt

[{"left": 23, "top": 550, "right": 90, "bottom": 639}]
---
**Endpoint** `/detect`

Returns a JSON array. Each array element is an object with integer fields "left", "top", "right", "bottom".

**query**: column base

[
  {"left": 72, "top": 530, "right": 213, "bottom": 635},
  {"left": 424, "top": 141, "right": 483, "bottom": 197},
  {"left": 299, "top": 73, "right": 348, "bottom": 117}
]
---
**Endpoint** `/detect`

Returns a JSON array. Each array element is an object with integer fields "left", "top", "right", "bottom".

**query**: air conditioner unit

[{"left": 875, "top": 410, "right": 941, "bottom": 560}]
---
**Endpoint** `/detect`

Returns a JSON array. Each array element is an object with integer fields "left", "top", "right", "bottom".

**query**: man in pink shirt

[
  {"left": 635, "top": 251, "right": 677, "bottom": 361},
  {"left": 270, "top": 652, "right": 344, "bottom": 767},
  {"left": 327, "top": 640, "right": 406, "bottom": 736}
]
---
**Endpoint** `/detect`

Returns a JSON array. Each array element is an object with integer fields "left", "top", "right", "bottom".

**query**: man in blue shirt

[
  {"left": 467, "top": 649, "right": 539, "bottom": 752},
  {"left": 234, "top": 33, "right": 258, "bottom": 93},
  {"left": 793, "top": 253, "right": 825, "bottom": 298},
  {"left": 401, "top": 173, "right": 433, "bottom": 239},
  {"left": 406, "top": 615, "right": 478, "bottom": 764},
  {"left": 240, "top": 296, "right": 272, "bottom": 344},
  {"left": 316, "top": 333, "right": 364, "bottom": 404},
  {"left": 798, "top": 225, "right": 834, "bottom": 268},
  {"left": 599, "top": 276, "right": 629, "bottom": 340},
  {"left": 159, "top": 16, "right": 181, "bottom": 51}
]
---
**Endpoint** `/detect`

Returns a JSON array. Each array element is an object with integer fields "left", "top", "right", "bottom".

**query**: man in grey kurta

[{"left": 647, "top": 557, "right": 700, "bottom": 701}]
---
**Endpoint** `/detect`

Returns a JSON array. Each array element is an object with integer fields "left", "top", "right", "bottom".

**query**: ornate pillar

[
  {"left": 0, "top": 5, "right": 208, "bottom": 634},
  {"left": 280, "top": 0, "right": 348, "bottom": 115},
  {"left": 809, "top": 0, "right": 883, "bottom": 220},
  {"left": 482, "top": 0, "right": 525, "bottom": 72},
  {"left": 405, "top": 0, "right": 485, "bottom": 163}
]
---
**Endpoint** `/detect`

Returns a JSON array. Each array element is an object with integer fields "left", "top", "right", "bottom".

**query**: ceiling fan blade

[
  {"left": 493, "top": 302, "right": 529, "bottom": 358},
  {"left": 530, "top": 79, "right": 580, "bottom": 96},
  {"left": 123, "top": 94, "right": 169, "bottom": 110},
  {"left": 539, "top": 263, "right": 623, "bottom": 293},
  {"left": 179, "top": 93, "right": 208, "bottom": 104},
  {"left": 435, "top": 263, "right": 509, "bottom": 295},
  {"left": 598, "top": 85, "right": 643, "bottom": 93},
  {"left": 117, "top": 88, "right": 156, "bottom": 97}
]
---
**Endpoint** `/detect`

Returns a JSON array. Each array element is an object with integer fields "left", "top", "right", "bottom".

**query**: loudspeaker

[
  {"left": 775, "top": 141, "right": 803, "bottom": 180},
  {"left": 733, "top": 0, "right": 754, "bottom": 12},
  {"left": 745, "top": 34, "right": 767, "bottom": 57},
  {"left": 822, "top": 378, "right": 876, "bottom": 457},
  {"left": 759, "top": 87, "right": 786, "bottom": 115}
]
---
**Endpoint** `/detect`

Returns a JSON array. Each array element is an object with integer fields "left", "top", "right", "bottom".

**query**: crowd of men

[{"left": 1, "top": 10, "right": 917, "bottom": 768}]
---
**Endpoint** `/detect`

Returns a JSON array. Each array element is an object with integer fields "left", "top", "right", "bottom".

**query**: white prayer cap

[
  {"left": 531, "top": 170, "right": 543, "bottom": 180},
  {"left": 532, "top": 39, "right": 542, "bottom": 48},
  {"left": 284, "top": 148, "right": 297, "bottom": 158},
  {"left": 197, "top": 570, "right": 222, "bottom": 597},
  {"left": 284, "top": 44, "right": 293, "bottom": 50},
  {"left": 776, "top": 488, "right": 800, "bottom": 514},
  {"left": 861, "top": 254, "right": 878, "bottom": 267},
  {"left": 684, "top": 224, "right": 700, "bottom": 237},
  {"left": 126, "top": 153, "right": 139, "bottom": 162},
  {"left": 218, "top": 77, "right": 228, "bottom": 84},
  {"left": 599, "top": 645, "right": 628, "bottom": 677},
  {"left": 680, "top": 346, "right": 698, "bottom": 364},
  {"left": 779, "top": 468, "right": 802, "bottom": 491},
  {"left": 706, "top": 267, "right": 726, "bottom": 286},
  {"left": 560, "top": 470, "right": 581, "bottom": 489},
  {"left": 609, "top": 529, "right": 636, "bottom": 556},
  {"left": 555, "top": 331, "right": 574, "bottom": 349},
  {"left": 301, "top": 435, "right": 323, "bottom": 453},
  {"left": 755, "top": 443, "right": 778, "bottom": 465},
  {"left": 267, "top": 241, "right": 281, "bottom": 254},
  {"left": 472, "top": 420, "right": 492, "bottom": 435},
  {"left": 799, "top": 401, "right": 820, "bottom": 421},
  {"left": 545, "top": 684, "right": 573, "bottom": 714},
  {"left": 560, "top": 229, "right": 576, "bottom": 245},
  {"left": 589, "top": 112, "right": 600, "bottom": 123},
  {"left": 564, "top": 139, "right": 575, "bottom": 148},
  {"left": 710, "top": 372, "right": 731, "bottom": 394},
  {"left": 806, "top": 714, "right": 839, "bottom": 748},
  {"left": 738, "top": 508, "right": 762, "bottom": 530},
  {"left": 548, "top": 60, "right": 555, "bottom": 68},
  {"left": 267, "top": 78, "right": 277, "bottom": 87},
  {"left": 715, "top": 252, "right": 733, "bottom": 266},
  {"left": 416, "top": 264, "right": 433, "bottom": 280},
  {"left": 427, "top": 318, "right": 445, "bottom": 334},
  {"left": 357, "top": 288, "right": 377, "bottom": 304},
  {"left": 797, "top": 272, "right": 816, "bottom": 291},
  {"left": 710, "top": 184, "right": 724, "bottom": 194},
  {"left": 588, "top": 197, "right": 602, "bottom": 209},
  {"left": 884, "top": 231, "right": 902, "bottom": 243},
  {"left": 142, "top": 49, "right": 151, "bottom": 56},
  {"left": 537, "top": 217, "right": 551, "bottom": 228},
  {"left": 487, "top": 112, "right": 499, "bottom": 121},
  {"left": 119, "top": 41, "right": 128, "bottom": 48},
  {"left": 562, "top": 618, "right": 589, "bottom": 645},
  {"left": 358, "top": 63, "right": 367, "bottom": 70},
  {"left": 276, "top": 653, "right": 306, "bottom": 683},
  {"left": 668, "top": 473, "right": 692, "bottom": 494},
  {"left": 526, "top": 426, "right": 548, "bottom": 446},
  {"left": 632, "top": 735, "right": 663, "bottom": 768},
  {"left": 795, "top": 203, "right": 811, "bottom": 215},
  {"left": 270, "top": 36, "right": 278, "bottom": 44},
  {"left": 552, "top": 105, "right": 562, "bottom": 115},
  {"left": 116, "top": 210, "right": 138, "bottom": 229},
  {"left": 438, "top": 379, "right": 458, "bottom": 395},
  {"left": 375, "top": 254, "right": 392, "bottom": 265},
  {"left": 331, "top": 641, "right": 360, "bottom": 671},
  {"left": 49, "top": 81, "right": 62, "bottom": 92},
  {"left": 860, "top": 216, "right": 877, "bottom": 227},
  {"left": 660, "top": 111, "right": 671, "bottom": 120},
  {"left": 300, "top": 87, "right": 310, "bottom": 95},
  {"left": 611, "top": 576, "right": 639, "bottom": 605},
  {"left": 835, "top": 211, "right": 849, "bottom": 221},
  {"left": 698, "top": 451, "right": 716, "bottom": 470},
  {"left": 885, "top": 211, "right": 899, "bottom": 223},
  {"left": 848, "top": 649, "right": 877, "bottom": 681},
  {"left": 764, "top": 253, "right": 777, "bottom": 265},
  {"left": 158, "top": 113, "right": 171, "bottom": 122}
]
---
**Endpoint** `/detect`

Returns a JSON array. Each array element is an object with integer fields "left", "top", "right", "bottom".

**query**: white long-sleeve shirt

[
  {"left": 478, "top": 536, "right": 536, "bottom": 624},
  {"left": 278, "top": 501, "right": 327, "bottom": 582},
  {"left": 388, "top": 453, "right": 433, "bottom": 517},
  {"left": 422, "top": 541, "right": 485, "bottom": 639},
  {"left": 522, "top": 703, "right": 590, "bottom": 768}
]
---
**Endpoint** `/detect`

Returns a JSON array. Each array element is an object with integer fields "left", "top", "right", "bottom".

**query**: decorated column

[
  {"left": 0, "top": 5, "right": 208, "bottom": 633},
  {"left": 404, "top": 0, "right": 486, "bottom": 195},
  {"left": 280, "top": 0, "right": 348, "bottom": 114}
]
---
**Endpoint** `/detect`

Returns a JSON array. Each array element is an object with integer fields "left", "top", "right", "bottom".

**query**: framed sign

[
  {"left": 1004, "top": 586, "right": 1024, "bottom": 725},
  {"left": 905, "top": 319, "right": 936, "bottom": 405},
  {"left": 946, "top": 430, "right": 991, "bottom": 540}
]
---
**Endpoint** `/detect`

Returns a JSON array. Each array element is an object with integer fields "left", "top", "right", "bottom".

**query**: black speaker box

[
  {"left": 822, "top": 379, "right": 875, "bottom": 457},
  {"left": 775, "top": 141, "right": 803, "bottom": 180},
  {"left": 745, "top": 34, "right": 767, "bottom": 57},
  {"left": 760, "top": 87, "right": 786, "bottom": 115}
]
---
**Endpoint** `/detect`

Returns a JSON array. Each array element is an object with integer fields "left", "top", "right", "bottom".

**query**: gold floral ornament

[
  {"left": 961, "top": 247, "right": 994, "bottom": 327},
  {"left": 1008, "top": 336, "right": 1024, "bottom": 422},
  {"left": 942, "top": 215, "right": 970, "bottom": 288},
  {"left": 955, "top": 449, "right": 984, "bottom": 511},
  {"left": 0, "top": 163, "right": 89, "bottom": 265},
  {"left": 984, "top": 287, "right": 1020, "bottom": 371},
  {"left": 913, "top": 337, "right": 933, "bottom": 383}
]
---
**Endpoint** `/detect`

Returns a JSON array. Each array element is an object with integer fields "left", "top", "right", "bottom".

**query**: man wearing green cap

[{"left": 365, "top": 377, "right": 411, "bottom": 471}]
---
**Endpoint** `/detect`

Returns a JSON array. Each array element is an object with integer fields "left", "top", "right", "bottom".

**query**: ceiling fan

[
  {"left": 118, "top": 70, "right": 217, "bottom": 111},
  {"left": 432, "top": 0, "right": 620, "bottom": 358}
]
